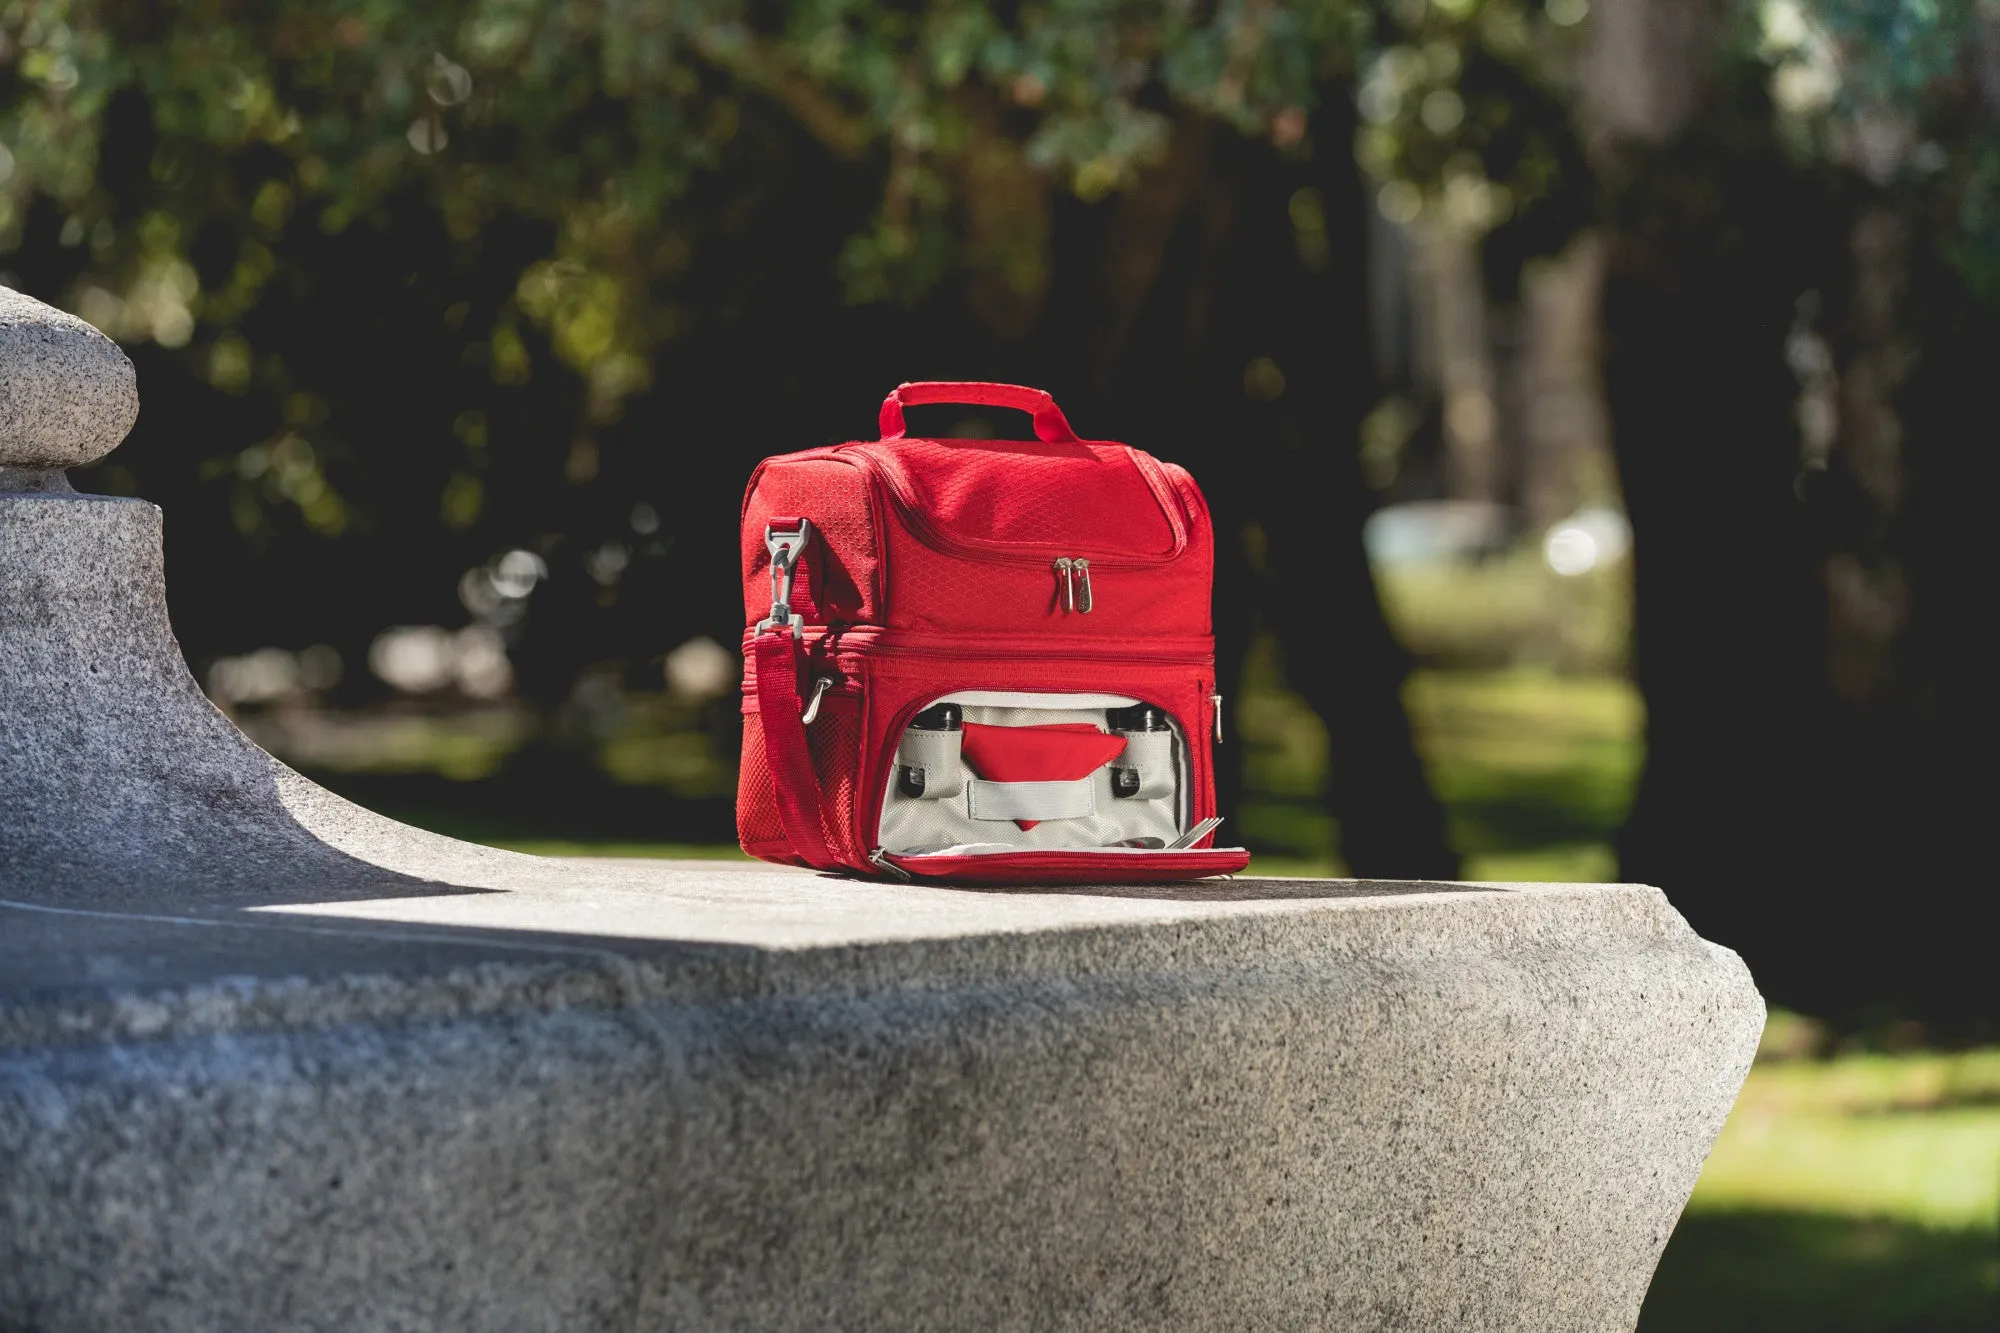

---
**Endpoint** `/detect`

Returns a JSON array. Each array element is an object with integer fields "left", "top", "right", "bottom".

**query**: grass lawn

[
  {"left": 1235, "top": 662, "right": 1640, "bottom": 881},
  {"left": 1642, "top": 1040, "right": 2000, "bottom": 1331}
]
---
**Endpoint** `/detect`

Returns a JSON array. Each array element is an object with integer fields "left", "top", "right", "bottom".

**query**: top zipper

[{"left": 846, "top": 443, "right": 1193, "bottom": 569}]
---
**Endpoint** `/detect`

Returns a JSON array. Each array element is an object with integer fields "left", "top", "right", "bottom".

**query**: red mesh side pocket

[
  {"left": 737, "top": 712, "right": 801, "bottom": 864},
  {"left": 738, "top": 701, "right": 867, "bottom": 869},
  {"left": 807, "top": 702, "right": 865, "bottom": 867}
]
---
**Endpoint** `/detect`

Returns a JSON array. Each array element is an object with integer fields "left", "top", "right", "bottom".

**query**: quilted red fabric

[
  {"left": 868, "top": 438, "right": 1180, "bottom": 554},
  {"left": 958, "top": 722, "right": 1127, "bottom": 829}
]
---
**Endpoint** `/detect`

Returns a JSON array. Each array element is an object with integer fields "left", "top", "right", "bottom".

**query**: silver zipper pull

[
  {"left": 1072, "top": 558, "right": 1093, "bottom": 613},
  {"left": 1053, "top": 557, "right": 1074, "bottom": 613},
  {"left": 1211, "top": 692, "right": 1224, "bottom": 743},
  {"left": 800, "top": 675, "right": 833, "bottom": 725},
  {"left": 868, "top": 848, "right": 913, "bottom": 881}
]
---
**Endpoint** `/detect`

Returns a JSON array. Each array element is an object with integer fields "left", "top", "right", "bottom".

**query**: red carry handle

[{"left": 877, "top": 381, "right": 1079, "bottom": 443}]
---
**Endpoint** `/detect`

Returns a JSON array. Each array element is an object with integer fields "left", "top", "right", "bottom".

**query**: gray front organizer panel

[{"left": 876, "top": 692, "right": 1185, "bottom": 855}]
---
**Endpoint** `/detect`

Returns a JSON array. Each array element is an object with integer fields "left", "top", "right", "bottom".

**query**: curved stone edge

[
  {"left": 1, "top": 492, "right": 546, "bottom": 898},
  {"left": 0, "top": 287, "right": 140, "bottom": 471},
  {"left": 0, "top": 877, "right": 1739, "bottom": 1051},
  {"left": 0, "top": 892, "right": 1763, "bottom": 1333}
]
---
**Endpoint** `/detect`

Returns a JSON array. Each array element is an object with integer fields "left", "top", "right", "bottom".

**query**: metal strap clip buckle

[{"left": 755, "top": 519, "right": 815, "bottom": 639}]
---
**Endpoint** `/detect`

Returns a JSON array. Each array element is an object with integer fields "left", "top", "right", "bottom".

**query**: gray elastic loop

[
  {"left": 1113, "top": 731, "right": 1176, "bottom": 799},
  {"left": 895, "top": 728, "right": 965, "bottom": 799},
  {"left": 968, "top": 778, "right": 1096, "bottom": 823}
]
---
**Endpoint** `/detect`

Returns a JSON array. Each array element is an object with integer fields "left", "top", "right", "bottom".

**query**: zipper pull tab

[
  {"left": 1210, "top": 692, "right": 1224, "bottom": 743},
  {"left": 1072, "top": 558, "right": 1093, "bottom": 613},
  {"left": 868, "top": 848, "right": 913, "bottom": 881},
  {"left": 800, "top": 675, "right": 833, "bottom": 725},
  {"left": 1053, "top": 557, "right": 1074, "bottom": 613}
]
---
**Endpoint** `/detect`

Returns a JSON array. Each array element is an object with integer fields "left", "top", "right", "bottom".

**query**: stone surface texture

[
  {"left": 3, "top": 870, "right": 1761, "bottom": 1333},
  {"left": 0, "top": 287, "right": 1765, "bottom": 1331},
  {"left": 0, "top": 286, "right": 140, "bottom": 470}
]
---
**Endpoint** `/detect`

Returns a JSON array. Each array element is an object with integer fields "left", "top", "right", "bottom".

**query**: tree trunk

[
  {"left": 1586, "top": 0, "right": 1834, "bottom": 994},
  {"left": 1587, "top": 0, "right": 1993, "bottom": 1024}
]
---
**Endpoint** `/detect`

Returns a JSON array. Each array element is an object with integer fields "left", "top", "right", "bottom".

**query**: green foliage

[
  {"left": 1802, "top": 0, "right": 1977, "bottom": 104},
  {"left": 0, "top": 0, "right": 1381, "bottom": 374},
  {"left": 1762, "top": 0, "right": 2000, "bottom": 298},
  {"left": 1353, "top": 0, "right": 1589, "bottom": 235},
  {"left": 0, "top": 0, "right": 1603, "bottom": 703},
  {"left": 0, "top": 0, "right": 1607, "bottom": 399}
]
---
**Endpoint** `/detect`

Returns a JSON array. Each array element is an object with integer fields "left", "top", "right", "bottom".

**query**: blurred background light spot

[
  {"left": 296, "top": 644, "right": 343, "bottom": 691},
  {"left": 427, "top": 55, "right": 473, "bottom": 107},
  {"left": 369, "top": 626, "right": 457, "bottom": 694},
  {"left": 1420, "top": 89, "right": 1466, "bottom": 135},
  {"left": 1544, "top": 525, "right": 1598, "bottom": 576},
  {"left": 1365, "top": 500, "right": 1510, "bottom": 567},
  {"left": 490, "top": 549, "right": 547, "bottom": 598},
  {"left": 207, "top": 334, "right": 252, "bottom": 394},
  {"left": 1543, "top": 506, "right": 1631, "bottom": 577},
  {"left": 453, "top": 626, "right": 514, "bottom": 698},
  {"left": 664, "top": 636, "right": 735, "bottom": 701},
  {"left": 407, "top": 117, "right": 448, "bottom": 155},
  {"left": 1358, "top": 73, "right": 1401, "bottom": 124},
  {"left": 1243, "top": 355, "right": 1287, "bottom": 401},
  {"left": 209, "top": 648, "right": 299, "bottom": 704},
  {"left": 1378, "top": 180, "right": 1423, "bottom": 224},
  {"left": 1445, "top": 387, "right": 1496, "bottom": 448},
  {"left": 1360, "top": 396, "right": 1421, "bottom": 490},
  {"left": 440, "top": 473, "right": 484, "bottom": 530},
  {"left": 586, "top": 541, "right": 630, "bottom": 586},
  {"left": 365, "top": 625, "right": 514, "bottom": 698},
  {"left": 207, "top": 644, "right": 343, "bottom": 705}
]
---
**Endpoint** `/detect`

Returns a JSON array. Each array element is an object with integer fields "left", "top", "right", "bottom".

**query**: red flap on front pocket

[{"left": 959, "top": 722, "right": 1127, "bottom": 829}]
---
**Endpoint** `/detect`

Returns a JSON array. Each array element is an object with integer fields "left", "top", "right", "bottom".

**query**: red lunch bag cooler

[{"left": 737, "top": 381, "right": 1250, "bottom": 885}]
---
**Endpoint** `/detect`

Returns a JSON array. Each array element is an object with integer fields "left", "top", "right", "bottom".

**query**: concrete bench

[{"left": 0, "top": 285, "right": 1763, "bottom": 1331}]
